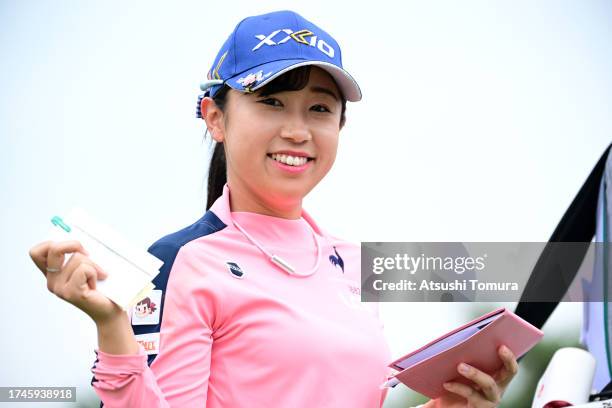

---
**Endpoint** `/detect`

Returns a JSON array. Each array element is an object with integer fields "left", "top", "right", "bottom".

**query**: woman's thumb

[{"left": 94, "top": 264, "right": 109, "bottom": 280}]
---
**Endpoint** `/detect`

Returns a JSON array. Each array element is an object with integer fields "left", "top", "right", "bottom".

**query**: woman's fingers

[
  {"left": 33, "top": 240, "right": 91, "bottom": 296},
  {"left": 61, "top": 263, "right": 98, "bottom": 302},
  {"left": 53, "top": 244, "right": 108, "bottom": 283},
  {"left": 46, "top": 240, "right": 88, "bottom": 273},
  {"left": 456, "top": 363, "right": 500, "bottom": 403},
  {"left": 31, "top": 239, "right": 119, "bottom": 324},
  {"left": 92, "top": 263, "right": 109, "bottom": 280},
  {"left": 442, "top": 346, "right": 518, "bottom": 406},
  {"left": 443, "top": 381, "right": 491, "bottom": 405},
  {"left": 61, "top": 252, "right": 102, "bottom": 286},
  {"left": 29, "top": 241, "right": 53, "bottom": 276},
  {"left": 494, "top": 345, "right": 519, "bottom": 387}
]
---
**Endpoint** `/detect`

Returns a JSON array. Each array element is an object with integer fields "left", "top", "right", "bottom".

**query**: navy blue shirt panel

[{"left": 94, "top": 210, "right": 226, "bottom": 407}]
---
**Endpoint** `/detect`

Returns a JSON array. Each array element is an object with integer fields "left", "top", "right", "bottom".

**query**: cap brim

[
  {"left": 226, "top": 59, "right": 362, "bottom": 102},
  {"left": 200, "top": 79, "right": 224, "bottom": 92}
]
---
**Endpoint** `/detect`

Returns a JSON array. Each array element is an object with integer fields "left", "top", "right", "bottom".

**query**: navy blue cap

[{"left": 197, "top": 9, "right": 361, "bottom": 116}]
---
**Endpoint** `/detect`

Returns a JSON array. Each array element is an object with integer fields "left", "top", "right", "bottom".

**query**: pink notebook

[{"left": 387, "top": 308, "right": 543, "bottom": 398}]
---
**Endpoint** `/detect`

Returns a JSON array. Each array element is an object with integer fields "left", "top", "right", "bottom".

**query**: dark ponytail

[
  {"left": 203, "top": 66, "right": 347, "bottom": 210},
  {"left": 204, "top": 86, "right": 230, "bottom": 210},
  {"left": 206, "top": 142, "right": 227, "bottom": 210}
]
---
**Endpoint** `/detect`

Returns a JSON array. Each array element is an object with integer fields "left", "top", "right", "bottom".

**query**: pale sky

[{"left": 2, "top": 1, "right": 611, "bottom": 406}]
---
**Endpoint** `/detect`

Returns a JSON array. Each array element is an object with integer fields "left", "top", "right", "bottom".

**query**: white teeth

[{"left": 271, "top": 154, "right": 309, "bottom": 166}]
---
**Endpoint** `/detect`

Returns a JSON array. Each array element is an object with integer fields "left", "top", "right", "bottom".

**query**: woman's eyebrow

[{"left": 309, "top": 86, "right": 339, "bottom": 102}]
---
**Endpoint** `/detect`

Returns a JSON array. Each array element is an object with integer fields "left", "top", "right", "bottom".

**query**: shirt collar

[{"left": 209, "top": 183, "right": 327, "bottom": 244}]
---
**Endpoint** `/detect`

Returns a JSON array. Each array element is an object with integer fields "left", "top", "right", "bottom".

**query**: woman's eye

[
  {"left": 311, "top": 104, "right": 331, "bottom": 113},
  {"left": 258, "top": 98, "right": 282, "bottom": 107}
]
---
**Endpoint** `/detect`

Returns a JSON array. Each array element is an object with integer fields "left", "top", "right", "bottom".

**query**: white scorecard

[{"left": 48, "top": 207, "right": 163, "bottom": 311}]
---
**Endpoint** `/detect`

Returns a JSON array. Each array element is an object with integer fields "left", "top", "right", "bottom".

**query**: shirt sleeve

[
  {"left": 90, "top": 246, "right": 215, "bottom": 407},
  {"left": 379, "top": 387, "right": 389, "bottom": 407}
]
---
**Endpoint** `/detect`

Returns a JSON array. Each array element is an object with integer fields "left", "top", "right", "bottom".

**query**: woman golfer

[{"left": 29, "top": 10, "right": 518, "bottom": 407}]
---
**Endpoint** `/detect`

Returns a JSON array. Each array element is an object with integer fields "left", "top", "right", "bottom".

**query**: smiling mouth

[{"left": 267, "top": 153, "right": 315, "bottom": 167}]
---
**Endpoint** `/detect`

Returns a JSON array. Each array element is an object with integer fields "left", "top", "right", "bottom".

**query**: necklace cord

[{"left": 231, "top": 215, "right": 321, "bottom": 277}]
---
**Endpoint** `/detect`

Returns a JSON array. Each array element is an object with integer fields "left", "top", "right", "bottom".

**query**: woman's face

[{"left": 206, "top": 67, "right": 344, "bottom": 213}]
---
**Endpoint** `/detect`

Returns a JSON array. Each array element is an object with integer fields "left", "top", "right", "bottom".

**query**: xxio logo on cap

[{"left": 253, "top": 28, "right": 335, "bottom": 58}]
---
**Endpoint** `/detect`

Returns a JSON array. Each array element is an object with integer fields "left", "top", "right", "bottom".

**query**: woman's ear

[{"left": 201, "top": 96, "right": 225, "bottom": 143}]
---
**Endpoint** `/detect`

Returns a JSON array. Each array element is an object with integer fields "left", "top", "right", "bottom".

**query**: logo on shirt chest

[
  {"left": 226, "top": 261, "right": 245, "bottom": 279},
  {"left": 328, "top": 246, "right": 344, "bottom": 273}
]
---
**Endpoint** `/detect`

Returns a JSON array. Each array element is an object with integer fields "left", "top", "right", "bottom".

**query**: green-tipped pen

[{"left": 51, "top": 216, "right": 71, "bottom": 233}]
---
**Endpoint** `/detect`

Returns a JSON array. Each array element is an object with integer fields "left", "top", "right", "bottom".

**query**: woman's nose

[{"left": 280, "top": 119, "right": 312, "bottom": 143}]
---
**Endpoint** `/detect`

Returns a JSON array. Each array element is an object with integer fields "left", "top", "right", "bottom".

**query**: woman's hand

[
  {"left": 425, "top": 345, "right": 518, "bottom": 407},
  {"left": 29, "top": 240, "right": 124, "bottom": 324}
]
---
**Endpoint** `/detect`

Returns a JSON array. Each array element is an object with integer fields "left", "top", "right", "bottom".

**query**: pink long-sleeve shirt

[{"left": 91, "top": 183, "right": 393, "bottom": 407}]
